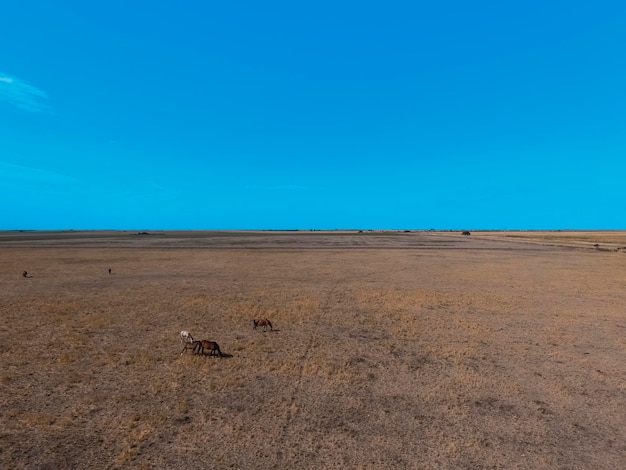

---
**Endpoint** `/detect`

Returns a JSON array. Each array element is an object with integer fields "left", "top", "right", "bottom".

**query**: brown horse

[
  {"left": 252, "top": 318, "right": 273, "bottom": 332},
  {"left": 199, "top": 340, "right": 222, "bottom": 357},
  {"left": 180, "top": 340, "right": 202, "bottom": 356}
]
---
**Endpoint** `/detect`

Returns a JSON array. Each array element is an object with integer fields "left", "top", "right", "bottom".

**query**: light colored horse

[{"left": 180, "top": 330, "right": 194, "bottom": 343}]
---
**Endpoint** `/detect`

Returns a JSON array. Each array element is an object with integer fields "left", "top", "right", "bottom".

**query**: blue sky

[{"left": 1, "top": 1, "right": 625, "bottom": 230}]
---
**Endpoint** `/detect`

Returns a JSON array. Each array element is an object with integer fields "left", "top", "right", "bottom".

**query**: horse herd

[{"left": 179, "top": 318, "right": 273, "bottom": 357}]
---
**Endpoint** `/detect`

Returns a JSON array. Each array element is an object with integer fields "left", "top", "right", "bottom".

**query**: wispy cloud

[
  {"left": 0, "top": 73, "right": 49, "bottom": 112},
  {"left": 242, "top": 184, "right": 309, "bottom": 191},
  {"left": 0, "top": 162, "right": 77, "bottom": 185}
]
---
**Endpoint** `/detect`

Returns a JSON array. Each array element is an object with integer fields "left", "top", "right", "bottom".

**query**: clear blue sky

[{"left": 1, "top": 1, "right": 625, "bottom": 230}]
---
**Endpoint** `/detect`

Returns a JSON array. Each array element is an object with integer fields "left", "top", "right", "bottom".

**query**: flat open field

[{"left": 1, "top": 231, "right": 625, "bottom": 469}]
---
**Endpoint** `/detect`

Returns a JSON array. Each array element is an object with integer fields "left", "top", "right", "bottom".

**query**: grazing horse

[
  {"left": 199, "top": 340, "right": 222, "bottom": 357},
  {"left": 180, "top": 330, "right": 194, "bottom": 344},
  {"left": 180, "top": 340, "right": 203, "bottom": 356},
  {"left": 252, "top": 318, "right": 273, "bottom": 332}
]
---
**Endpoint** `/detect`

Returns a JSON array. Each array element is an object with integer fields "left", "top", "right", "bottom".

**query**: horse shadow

[{"left": 197, "top": 351, "right": 234, "bottom": 359}]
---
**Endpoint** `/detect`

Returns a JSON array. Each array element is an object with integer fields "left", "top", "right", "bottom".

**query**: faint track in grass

[
  {"left": 273, "top": 279, "right": 342, "bottom": 467},
  {"left": 273, "top": 265, "right": 414, "bottom": 467}
]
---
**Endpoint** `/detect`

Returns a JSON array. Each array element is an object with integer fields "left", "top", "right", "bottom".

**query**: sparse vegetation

[{"left": 1, "top": 231, "right": 625, "bottom": 468}]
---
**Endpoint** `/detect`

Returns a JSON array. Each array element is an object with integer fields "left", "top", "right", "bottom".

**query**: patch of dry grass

[{"left": 1, "top": 232, "right": 625, "bottom": 468}]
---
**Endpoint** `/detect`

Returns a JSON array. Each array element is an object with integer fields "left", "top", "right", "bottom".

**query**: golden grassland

[
  {"left": 1, "top": 231, "right": 625, "bottom": 469},
  {"left": 473, "top": 230, "right": 626, "bottom": 250}
]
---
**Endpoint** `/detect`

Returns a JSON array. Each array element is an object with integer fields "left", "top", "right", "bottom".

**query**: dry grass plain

[{"left": 1, "top": 230, "right": 625, "bottom": 469}]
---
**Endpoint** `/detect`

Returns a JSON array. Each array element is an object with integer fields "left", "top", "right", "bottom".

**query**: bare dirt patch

[{"left": 1, "top": 231, "right": 625, "bottom": 469}]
